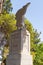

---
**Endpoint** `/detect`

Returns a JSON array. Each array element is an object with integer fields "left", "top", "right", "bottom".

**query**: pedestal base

[
  {"left": 6, "top": 29, "right": 33, "bottom": 65},
  {"left": 6, "top": 54, "right": 21, "bottom": 65},
  {"left": 21, "top": 54, "right": 33, "bottom": 65},
  {"left": 6, "top": 54, "right": 33, "bottom": 65}
]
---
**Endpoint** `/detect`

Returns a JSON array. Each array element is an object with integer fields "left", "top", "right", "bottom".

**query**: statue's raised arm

[{"left": 16, "top": 2, "right": 30, "bottom": 29}]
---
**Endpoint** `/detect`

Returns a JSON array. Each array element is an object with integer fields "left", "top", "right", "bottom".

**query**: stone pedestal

[
  {"left": 20, "top": 30, "right": 33, "bottom": 65},
  {"left": 21, "top": 54, "right": 32, "bottom": 65},
  {"left": 6, "top": 28, "right": 33, "bottom": 65}
]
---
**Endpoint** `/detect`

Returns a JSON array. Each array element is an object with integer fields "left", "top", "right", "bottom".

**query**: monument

[{"left": 6, "top": 2, "right": 33, "bottom": 65}]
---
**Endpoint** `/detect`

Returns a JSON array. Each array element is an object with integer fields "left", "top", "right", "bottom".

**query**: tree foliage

[
  {"left": 0, "top": 13, "right": 17, "bottom": 38},
  {"left": 33, "top": 43, "right": 43, "bottom": 65},
  {"left": 0, "top": 13, "right": 16, "bottom": 60},
  {"left": 2, "top": 0, "right": 13, "bottom": 13}
]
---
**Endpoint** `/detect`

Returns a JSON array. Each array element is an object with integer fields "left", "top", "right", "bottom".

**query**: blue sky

[{"left": 11, "top": 0, "right": 43, "bottom": 41}]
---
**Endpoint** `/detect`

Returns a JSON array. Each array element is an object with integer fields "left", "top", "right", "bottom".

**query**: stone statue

[{"left": 16, "top": 2, "right": 30, "bottom": 29}]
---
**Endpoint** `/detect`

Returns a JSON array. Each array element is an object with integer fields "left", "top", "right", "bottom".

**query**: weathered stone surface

[
  {"left": 6, "top": 28, "right": 26, "bottom": 65},
  {"left": 21, "top": 54, "right": 32, "bottom": 65},
  {"left": 6, "top": 28, "right": 33, "bottom": 65},
  {"left": 21, "top": 30, "right": 33, "bottom": 65}
]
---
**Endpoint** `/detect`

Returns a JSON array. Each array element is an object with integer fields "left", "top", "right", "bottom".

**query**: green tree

[
  {"left": 33, "top": 43, "right": 43, "bottom": 65},
  {"left": 2, "top": 0, "right": 13, "bottom": 13},
  {"left": 0, "top": 13, "right": 17, "bottom": 62},
  {"left": 33, "top": 30, "right": 41, "bottom": 44},
  {"left": 31, "top": 29, "right": 41, "bottom": 52},
  {"left": 0, "top": 13, "right": 17, "bottom": 39}
]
